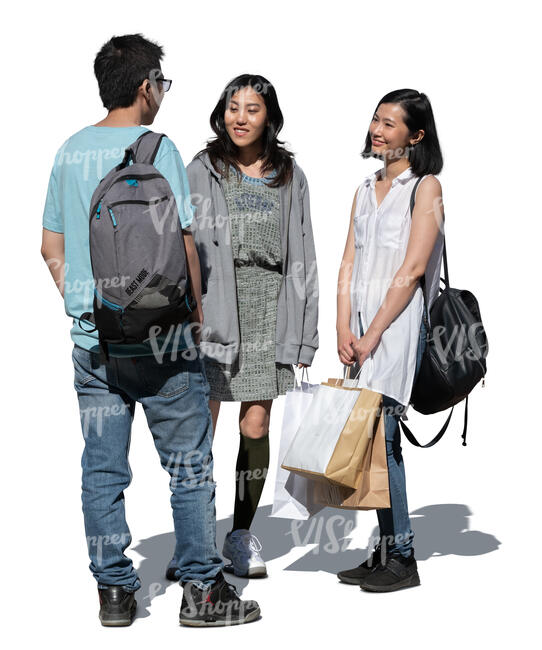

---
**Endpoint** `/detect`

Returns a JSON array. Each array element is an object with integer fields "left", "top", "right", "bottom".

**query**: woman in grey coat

[{"left": 185, "top": 73, "right": 319, "bottom": 578}]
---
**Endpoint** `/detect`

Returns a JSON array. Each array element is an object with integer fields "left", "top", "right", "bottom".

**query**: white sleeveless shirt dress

[{"left": 350, "top": 166, "right": 444, "bottom": 406}]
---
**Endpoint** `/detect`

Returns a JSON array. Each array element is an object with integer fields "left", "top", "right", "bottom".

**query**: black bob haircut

[
  {"left": 94, "top": 34, "right": 164, "bottom": 111},
  {"left": 361, "top": 89, "right": 443, "bottom": 176},
  {"left": 196, "top": 73, "right": 294, "bottom": 188}
]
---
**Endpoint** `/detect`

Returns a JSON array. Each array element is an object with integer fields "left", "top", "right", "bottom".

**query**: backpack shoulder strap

[
  {"left": 399, "top": 396, "right": 469, "bottom": 447},
  {"left": 122, "top": 131, "right": 167, "bottom": 167},
  {"left": 410, "top": 174, "right": 450, "bottom": 288}
]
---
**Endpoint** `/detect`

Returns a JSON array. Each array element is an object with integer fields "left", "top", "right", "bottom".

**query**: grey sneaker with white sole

[{"left": 222, "top": 529, "right": 267, "bottom": 578}]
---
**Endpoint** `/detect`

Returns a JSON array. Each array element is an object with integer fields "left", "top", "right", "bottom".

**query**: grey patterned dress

[{"left": 204, "top": 166, "right": 295, "bottom": 402}]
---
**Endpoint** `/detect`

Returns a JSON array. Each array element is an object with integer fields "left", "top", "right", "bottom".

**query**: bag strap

[
  {"left": 75, "top": 312, "right": 110, "bottom": 361},
  {"left": 409, "top": 176, "right": 449, "bottom": 289},
  {"left": 78, "top": 311, "right": 97, "bottom": 333},
  {"left": 406, "top": 176, "right": 468, "bottom": 448},
  {"left": 399, "top": 396, "right": 469, "bottom": 447},
  {"left": 120, "top": 131, "right": 167, "bottom": 168},
  {"left": 409, "top": 178, "right": 429, "bottom": 330}
]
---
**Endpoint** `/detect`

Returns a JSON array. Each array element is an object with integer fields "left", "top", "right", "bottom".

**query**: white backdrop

[{"left": 2, "top": 0, "right": 539, "bottom": 647}]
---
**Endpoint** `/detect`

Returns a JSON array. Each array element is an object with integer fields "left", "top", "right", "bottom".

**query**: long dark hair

[
  {"left": 361, "top": 89, "right": 443, "bottom": 176},
  {"left": 196, "top": 73, "right": 294, "bottom": 187}
]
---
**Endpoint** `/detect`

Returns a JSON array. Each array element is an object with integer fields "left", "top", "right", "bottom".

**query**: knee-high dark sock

[{"left": 232, "top": 431, "right": 269, "bottom": 532}]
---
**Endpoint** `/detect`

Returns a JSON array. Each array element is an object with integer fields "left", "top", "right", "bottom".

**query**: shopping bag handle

[
  {"left": 342, "top": 364, "right": 362, "bottom": 382},
  {"left": 293, "top": 365, "right": 311, "bottom": 391}
]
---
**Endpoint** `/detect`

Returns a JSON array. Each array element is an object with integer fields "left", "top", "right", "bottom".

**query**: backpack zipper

[
  {"left": 108, "top": 206, "right": 117, "bottom": 227},
  {"left": 94, "top": 288, "right": 124, "bottom": 312},
  {"left": 108, "top": 195, "right": 170, "bottom": 208},
  {"left": 110, "top": 173, "right": 163, "bottom": 188}
]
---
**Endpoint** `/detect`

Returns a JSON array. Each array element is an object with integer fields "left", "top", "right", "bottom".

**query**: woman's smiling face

[
  {"left": 369, "top": 102, "right": 421, "bottom": 160},
  {"left": 224, "top": 85, "right": 268, "bottom": 148}
]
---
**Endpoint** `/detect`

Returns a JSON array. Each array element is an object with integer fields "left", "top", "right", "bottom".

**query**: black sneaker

[
  {"left": 165, "top": 558, "right": 180, "bottom": 582},
  {"left": 337, "top": 543, "right": 385, "bottom": 585},
  {"left": 179, "top": 571, "right": 261, "bottom": 627},
  {"left": 360, "top": 550, "right": 421, "bottom": 592},
  {"left": 98, "top": 585, "right": 137, "bottom": 626}
]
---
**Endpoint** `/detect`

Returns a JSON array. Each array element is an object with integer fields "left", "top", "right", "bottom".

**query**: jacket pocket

[{"left": 200, "top": 278, "right": 236, "bottom": 346}]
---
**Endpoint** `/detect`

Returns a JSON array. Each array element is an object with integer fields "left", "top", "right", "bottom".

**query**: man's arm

[{"left": 41, "top": 228, "right": 65, "bottom": 298}]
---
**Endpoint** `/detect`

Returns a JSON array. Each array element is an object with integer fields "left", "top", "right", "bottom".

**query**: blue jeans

[
  {"left": 356, "top": 308, "right": 427, "bottom": 558},
  {"left": 71, "top": 344, "right": 224, "bottom": 591}
]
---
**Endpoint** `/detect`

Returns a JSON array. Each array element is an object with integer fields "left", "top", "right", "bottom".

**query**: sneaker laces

[
  {"left": 243, "top": 532, "right": 262, "bottom": 554},
  {"left": 225, "top": 581, "right": 239, "bottom": 598},
  {"left": 229, "top": 531, "right": 263, "bottom": 561}
]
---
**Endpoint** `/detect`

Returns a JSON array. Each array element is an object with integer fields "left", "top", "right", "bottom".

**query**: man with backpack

[{"left": 40, "top": 33, "right": 260, "bottom": 628}]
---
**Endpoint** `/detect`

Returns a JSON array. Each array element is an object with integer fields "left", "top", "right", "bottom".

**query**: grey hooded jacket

[{"left": 186, "top": 151, "right": 319, "bottom": 367}]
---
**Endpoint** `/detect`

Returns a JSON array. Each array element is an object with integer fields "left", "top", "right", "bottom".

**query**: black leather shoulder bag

[{"left": 399, "top": 177, "right": 489, "bottom": 447}]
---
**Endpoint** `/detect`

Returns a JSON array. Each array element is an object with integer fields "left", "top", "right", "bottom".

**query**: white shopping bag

[
  {"left": 270, "top": 369, "right": 323, "bottom": 520},
  {"left": 281, "top": 377, "right": 367, "bottom": 484}
]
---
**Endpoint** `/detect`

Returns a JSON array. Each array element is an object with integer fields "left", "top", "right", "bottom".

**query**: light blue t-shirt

[{"left": 42, "top": 125, "right": 197, "bottom": 356}]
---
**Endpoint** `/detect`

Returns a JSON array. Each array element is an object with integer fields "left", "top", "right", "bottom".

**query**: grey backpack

[{"left": 79, "top": 131, "right": 196, "bottom": 359}]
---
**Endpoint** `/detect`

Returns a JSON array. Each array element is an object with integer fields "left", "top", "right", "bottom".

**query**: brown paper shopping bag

[
  {"left": 281, "top": 383, "right": 382, "bottom": 488},
  {"left": 314, "top": 406, "right": 391, "bottom": 510},
  {"left": 321, "top": 386, "right": 381, "bottom": 488}
]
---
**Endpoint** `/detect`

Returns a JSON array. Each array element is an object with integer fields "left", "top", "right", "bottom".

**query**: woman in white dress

[{"left": 336, "top": 89, "right": 445, "bottom": 592}]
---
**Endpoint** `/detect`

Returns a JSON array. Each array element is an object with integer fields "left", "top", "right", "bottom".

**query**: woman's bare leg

[{"left": 239, "top": 399, "right": 273, "bottom": 439}]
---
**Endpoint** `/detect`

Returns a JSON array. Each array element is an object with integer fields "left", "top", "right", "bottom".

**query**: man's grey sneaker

[
  {"left": 360, "top": 550, "right": 421, "bottom": 592},
  {"left": 98, "top": 585, "right": 137, "bottom": 626},
  {"left": 179, "top": 571, "right": 261, "bottom": 627},
  {"left": 222, "top": 529, "right": 267, "bottom": 578}
]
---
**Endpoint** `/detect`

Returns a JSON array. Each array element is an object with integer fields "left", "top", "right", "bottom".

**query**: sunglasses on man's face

[
  {"left": 155, "top": 77, "right": 172, "bottom": 92},
  {"left": 144, "top": 76, "right": 172, "bottom": 92}
]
